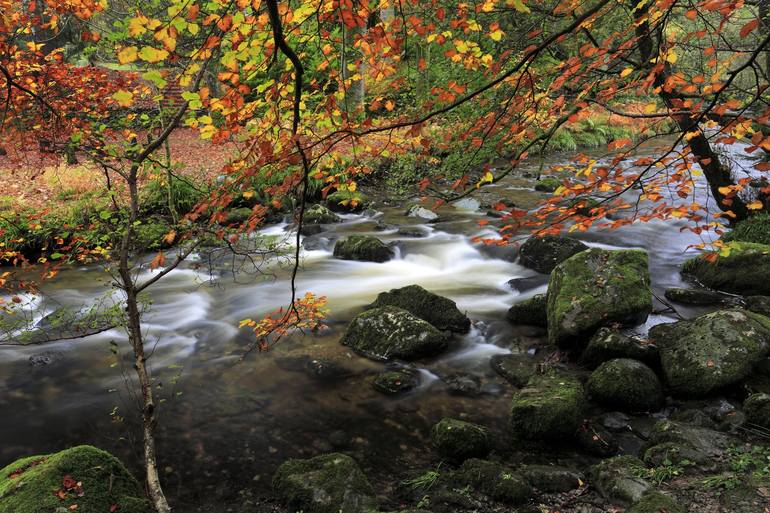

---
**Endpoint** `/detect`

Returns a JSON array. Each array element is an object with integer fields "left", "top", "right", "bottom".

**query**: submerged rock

[
  {"left": 371, "top": 369, "right": 420, "bottom": 395},
  {"left": 506, "top": 294, "right": 548, "bottom": 328},
  {"left": 681, "top": 242, "right": 770, "bottom": 296},
  {"left": 275, "top": 353, "right": 354, "bottom": 381},
  {"left": 650, "top": 309, "right": 770, "bottom": 396},
  {"left": 744, "top": 393, "right": 770, "bottom": 429},
  {"left": 547, "top": 248, "right": 652, "bottom": 347},
  {"left": 490, "top": 354, "right": 536, "bottom": 387},
  {"left": 591, "top": 455, "right": 650, "bottom": 504},
  {"left": 333, "top": 235, "right": 394, "bottom": 263},
  {"left": 441, "top": 373, "right": 482, "bottom": 396},
  {"left": 406, "top": 205, "right": 439, "bottom": 221},
  {"left": 273, "top": 453, "right": 377, "bottom": 513},
  {"left": 0, "top": 445, "right": 152, "bottom": 513},
  {"left": 368, "top": 284, "right": 470, "bottom": 333},
  {"left": 449, "top": 459, "right": 532, "bottom": 504},
  {"left": 509, "top": 371, "right": 587, "bottom": 439},
  {"left": 303, "top": 204, "right": 341, "bottom": 225},
  {"left": 664, "top": 286, "right": 736, "bottom": 306},
  {"left": 340, "top": 306, "right": 450, "bottom": 361},
  {"left": 586, "top": 358, "right": 663, "bottom": 412},
  {"left": 580, "top": 328, "right": 658, "bottom": 369},
  {"left": 518, "top": 235, "right": 588, "bottom": 274},
  {"left": 431, "top": 418, "right": 491, "bottom": 462}
]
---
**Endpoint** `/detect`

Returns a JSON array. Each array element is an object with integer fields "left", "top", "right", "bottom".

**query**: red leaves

[{"left": 740, "top": 19, "right": 759, "bottom": 38}]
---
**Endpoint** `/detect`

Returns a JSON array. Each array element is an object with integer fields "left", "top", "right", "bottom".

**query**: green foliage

[
  {"left": 141, "top": 173, "right": 204, "bottom": 217},
  {"left": 723, "top": 213, "right": 770, "bottom": 245},
  {"left": 633, "top": 457, "right": 693, "bottom": 485},
  {"left": 402, "top": 466, "right": 442, "bottom": 492}
]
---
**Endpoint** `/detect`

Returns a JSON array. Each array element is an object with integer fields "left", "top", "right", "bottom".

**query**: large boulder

[
  {"left": 340, "top": 306, "right": 450, "bottom": 361},
  {"left": 273, "top": 453, "right": 377, "bottom": 513},
  {"left": 518, "top": 235, "right": 588, "bottom": 274},
  {"left": 509, "top": 372, "right": 587, "bottom": 439},
  {"left": 506, "top": 294, "right": 548, "bottom": 328},
  {"left": 580, "top": 327, "right": 658, "bottom": 369},
  {"left": 0, "top": 445, "right": 152, "bottom": 513},
  {"left": 368, "top": 284, "right": 470, "bottom": 332},
  {"left": 333, "top": 235, "right": 394, "bottom": 263},
  {"left": 586, "top": 358, "right": 663, "bottom": 412},
  {"left": 547, "top": 248, "right": 652, "bottom": 347},
  {"left": 681, "top": 242, "right": 770, "bottom": 296},
  {"left": 430, "top": 418, "right": 491, "bottom": 462},
  {"left": 649, "top": 309, "right": 770, "bottom": 396}
]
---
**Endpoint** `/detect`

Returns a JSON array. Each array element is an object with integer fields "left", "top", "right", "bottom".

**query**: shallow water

[{"left": 0, "top": 139, "right": 756, "bottom": 510}]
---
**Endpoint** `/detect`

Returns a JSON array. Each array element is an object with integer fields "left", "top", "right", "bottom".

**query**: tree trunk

[{"left": 341, "top": 23, "right": 365, "bottom": 114}]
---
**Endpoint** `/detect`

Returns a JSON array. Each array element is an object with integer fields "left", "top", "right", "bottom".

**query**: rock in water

[
  {"left": 368, "top": 284, "right": 470, "bottom": 332},
  {"left": 681, "top": 242, "right": 770, "bottom": 296},
  {"left": 273, "top": 453, "right": 377, "bottom": 513},
  {"left": 519, "top": 235, "right": 588, "bottom": 274},
  {"left": 340, "top": 306, "right": 450, "bottom": 361},
  {"left": 587, "top": 358, "right": 663, "bottom": 412},
  {"left": 371, "top": 369, "right": 420, "bottom": 395},
  {"left": 333, "top": 235, "right": 394, "bottom": 263},
  {"left": 580, "top": 327, "right": 658, "bottom": 369},
  {"left": 507, "top": 294, "right": 548, "bottom": 327},
  {"left": 431, "top": 418, "right": 491, "bottom": 462},
  {"left": 303, "top": 204, "right": 341, "bottom": 225},
  {"left": 490, "top": 354, "right": 536, "bottom": 387},
  {"left": 510, "top": 372, "right": 587, "bottom": 439},
  {"left": 547, "top": 248, "right": 652, "bottom": 348},
  {"left": 664, "top": 287, "right": 735, "bottom": 306},
  {"left": 406, "top": 204, "right": 439, "bottom": 221},
  {"left": 649, "top": 309, "right": 770, "bottom": 396},
  {"left": 0, "top": 445, "right": 152, "bottom": 513}
]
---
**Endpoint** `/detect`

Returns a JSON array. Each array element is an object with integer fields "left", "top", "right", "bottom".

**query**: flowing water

[{"left": 0, "top": 139, "right": 760, "bottom": 510}]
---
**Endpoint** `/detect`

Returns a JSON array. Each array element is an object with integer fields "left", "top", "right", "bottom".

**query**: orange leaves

[
  {"left": 740, "top": 19, "right": 759, "bottom": 38},
  {"left": 150, "top": 252, "right": 166, "bottom": 270},
  {"left": 608, "top": 138, "right": 632, "bottom": 151},
  {"left": 240, "top": 293, "right": 328, "bottom": 351}
]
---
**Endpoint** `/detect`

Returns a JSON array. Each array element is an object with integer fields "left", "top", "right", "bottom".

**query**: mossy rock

[
  {"left": 304, "top": 204, "right": 341, "bottom": 225},
  {"left": 723, "top": 213, "right": 770, "bottom": 245},
  {"left": 448, "top": 459, "right": 532, "bottom": 504},
  {"left": 645, "top": 420, "right": 732, "bottom": 467},
  {"left": 273, "top": 453, "right": 377, "bottom": 513},
  {"left": 746, "top": 295, "right": 770, "bottom": 317},
  {"left": 371, "top": 369, "right": 420, "bottom": 395},
  {"left": 664, "top": 287, "right": 734, "bottom": 306},
  {"left": 490, "top": 354, "right": 536, "bottom": 387},
  {"left": 590, "top": 455, "right": 650, "bottom": 504},
  {"left": 744, "top": 393, "right": 770, "bottom": 429},
  {"left": 649, "top": 309, "right": 770, "bottom": 396},
  {"left": 326, "top": 190, "right": 370, "bottom": 213},
  {"left": 506, "top": 294, "right": 547, "bottom": 328},
  {"left": 509, "top": 371, "right": 587, "bottom": 440},
  {"left": 628, "top": 490, "right": 684, "bottom": 513},
  {"left": 681, "top": 242, "right": 770, "bottom": 296},
  {"left": 534, "top": 177, "right": 561, "bottom": 193},
  {"left": 587, "top": 358, "right": 663, "bottom": 412},
  {"left": 520, "top": 464, "right": 584, "bottom": 493},
  {"left": 333, "top": 235, "right": 394, "bottom": 263},
  {"left": 580, "top": 327, "right": 658, "bottom": 369},
  {"left": 547, "top": 248, "right": 652, "bottom": 347},
  {"left": 0, "top": 445, "right": 152, "bottom": 513},
  {"left": 340, "top": 306, "right": 450, "bottom": 361},
  {"left": 368, "top": 284, "right": 470, "bottom": 333},
  {"left": 430, "top": 418, "right": 491, "bottom": 463},
  {"left": 518, "top": 235, "right": 588, "bottom": 274}
]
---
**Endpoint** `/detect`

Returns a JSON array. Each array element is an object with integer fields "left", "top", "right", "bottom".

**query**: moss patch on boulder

[
  {"left": 509, "top": 371, "right": 587, "bottom": 439},
  {"left": 0, "top": 445, "right": 152, "bottom": 513},
  {"left": 650, "top": 309, "right": 770, "bottom": 396},
  {"left": 587, "top": 358, "right": 663, "bottom": 412},
  {"left": 333, "top": 235, "right": 394, "bottom": 263},
  {"left": 506, "top": 294, "right": 548, "bottom": 328},
  {"left": 628, "top": 491, "right": 684, "bottom": 513},
  {"left": 681, "top": 242, "right": 770, "bottom": 295},
  {"left": 490, "top": 354, "right": 536, "bottom": 387},
  {"left": 723, "top": 213, "right": 770, "bottom": 245},
  {"left": 340, "top": 306, "right": 450, "bottom": 361},
  {"left": 273, "top": 453, "right": 377, "bottom": 513},
  {"left": 590, "top": 455, "right": 651, "bottom": 504},
  {"left": 580, "top": 327, "right": 658, "bottom": 369},
  {"left": 368, "top": 284, "right": 470, "bottom": 332},
  {"left": 519, "top": 235, "right": 588, "bottom": 274},
  {"left": 448, "top": 459, "right": 532, "bottom": 504},
  {"left": 431, "top": 418, "right": 491, "bottom": 463},
  {"left": 547, "top": 248, "right": 652, "bottom": 348}
]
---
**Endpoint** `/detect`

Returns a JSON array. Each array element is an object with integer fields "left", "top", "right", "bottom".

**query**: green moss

[
  {"left": 368, "top": 284, "right": 470, "bottom": 332},
  {"left": 519, "top": 235, "right": 588, "bottom": 274},
  {"left": 724, "top": 214, "right": 770, "bottom": 245},
  {"left": 273, "top": 453, "right": 377, "bottom": 513},
  {"left": 340, "top": 306, "right": 450, "bottom": 361},
  {"left": 547, "top": 248, "right": 652, "bottom": 347},
  {"left": 333, "top": 235, "right": 394, "bottom": 263},
  {"left": 371, "top": 369, "right": 420, "bottom": 394},
  {"left": 326, "top": 190, "right": 370, "bottom": 212},
  {"left": 0, "top": 445, "right": 152, "bottom": 513},
  {"left": 431, "top": 419, "right": 491, "bottom": 463},
  {"left": 681, "top": 242, "right": 770, "bottom": 296},
  {"left": 628, "top": 491, "right": 684, "bottom": 513},
  {"left": 132, "top": 217, "right": 173, "bottom": 251},
  {"left": 509, "top": 371, "right": 587, "bottom": 439},
  {"left": 580, "top": 327, "right": 658, "bottom": 368},
  {"left": 587, "top": 358, "right": 663, "bottom": 412},
  {"left": 534, "top": 177, "right": 561, "bottom": 192},
  {"left": 303, "top": 204, "right": 341, "bottom": 224},
  {"left": 449, "top": 459, "right": 532, "bottom": 504},
  {"left": 506, "top": 294, "right": 548, "bottom": 327}
]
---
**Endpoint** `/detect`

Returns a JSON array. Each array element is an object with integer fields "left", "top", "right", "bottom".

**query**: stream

[{"left": 0, "top": 139, "right": 757, "bottom": 511}]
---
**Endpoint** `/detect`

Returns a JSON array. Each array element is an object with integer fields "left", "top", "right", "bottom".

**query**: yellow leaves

[
  {"left": 620, "top": 68, "right": 633, "bottom": 78},
  {"left": 664, "top": 50, "right": 677, "bottom": 64},
  {"left": 488, "top": 25, "right": 505, "bottom": 42},
  {"left": 112, "top": 90, "right": 134, "bottom": 107},
  {"left": 163, "top": 230, "right": 177, "bottom": 245},
  {"left": 643, "top": 103, "right": 657, "bottom": 114},
  {"left": 128, "top": 16, "right": 147, "bottom": 37},
  {"left": 117, "top": 46, "right": 138, "bottom": 64},
  {"left": 384, "top": 100, "right": 395, "bottom": 111},
  {"left": 243, "top": 191, "right": 255, "bottom": 199},
  {"left": 506, "top": 0, "right": 530, "bottom": 13},
  {"left": 138, "top": 46, "right": 169, "bottom": 63},
  {"left": 748, "top": 200, "right": 764, "bottom": 210},
  {"left": 684, "top": 130, "right": 701, "bottom": 142},
  {"left": 478, "top": 170, "right": 494, "bottom": 187},
  {"left": 25, "top": 42, "right": 44, "bottom": 52},
  {"left": 454, "top": 39, "right": 469, "bottom": 53}
]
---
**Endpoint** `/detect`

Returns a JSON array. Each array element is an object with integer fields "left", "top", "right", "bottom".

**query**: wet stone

[
  {"left": 442, "top": 373, "right": 482, "bottom": 396},
  {"left": 371, "top": 369, "right": 420, "bottom": 395}
]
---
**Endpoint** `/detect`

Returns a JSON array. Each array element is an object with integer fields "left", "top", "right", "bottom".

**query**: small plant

[
  {"left": 702, "top": 473, "right": 742, "bottom": 494},
  {"left": 634, "top": 457, "right": 693, "bottom": 485},
  {"left": 402, "top": 465, "right": 442, "bottom": 492}
]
